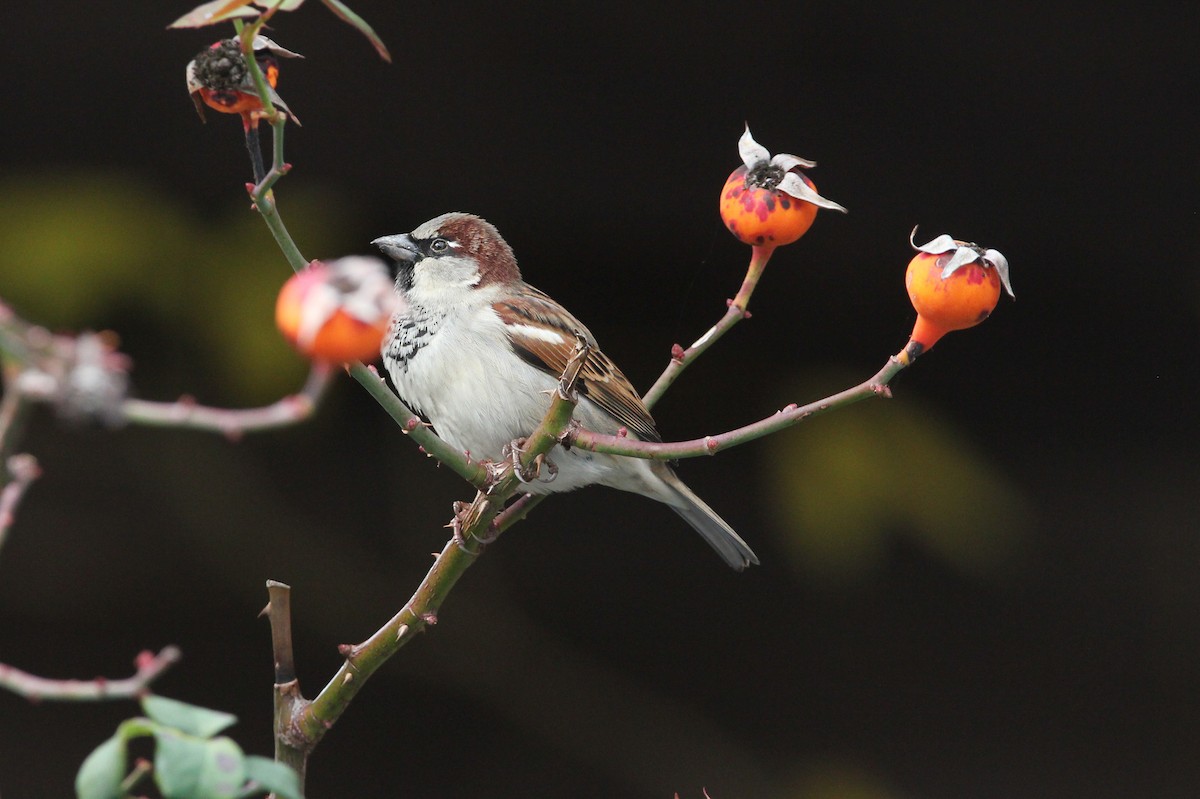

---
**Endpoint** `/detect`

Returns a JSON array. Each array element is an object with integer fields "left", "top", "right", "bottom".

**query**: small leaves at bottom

[
  {"left": 75, "top": 695, "right": 303, "bottom": 798},
  {"left": 244, "top": 755, "right": 305, "bottom": 799},
  {"left": 143, "top": 694, "right": 238, "bottom": 739},
  {"left": 75, "top": 734, "right": 127, "bottom": 799},
  {"left": 153, "top": 730, "right": 246, "bottom": 799}
]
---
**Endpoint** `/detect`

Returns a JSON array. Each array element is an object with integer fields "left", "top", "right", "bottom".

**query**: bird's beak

[{"left": 372, "top": 233, "right": 421, "bottom": 264}]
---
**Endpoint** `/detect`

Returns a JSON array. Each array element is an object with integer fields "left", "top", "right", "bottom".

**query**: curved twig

[
  {"left": 0, "top": 646, "right": 182, "bottom": 702},
  {"left": 121, "top": 363, "right": 334, "bottom": 437},
  {"left": 643, "top": 244, "right": 774, "bottom": 409},
  {"left": 574, "top": 356, "right": 907, "bottom": 459}
]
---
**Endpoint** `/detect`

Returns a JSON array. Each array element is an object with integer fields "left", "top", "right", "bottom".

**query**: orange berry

[
  {"left": 901, "top": 232, "right": 1013, "bottom": 357},
  {"left": 186, "top": 36, "right": 301, "bottom": 124},
  {"left": 719, "top": 125, "right": 846, "bottom": 248},
  {"left": 906, "top": 253, "right": 1001, "bottom": 347},
  {"left": 719, "top": 165, "right": 820, "bottom": 247},
  {"left": 275, "top": 258, "right": 397, "bottom": 363}
]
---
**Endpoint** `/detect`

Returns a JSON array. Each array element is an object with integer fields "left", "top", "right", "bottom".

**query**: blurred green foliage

[
  {"left": 765, "top": 372, "right": 1033, "bottom": 586},
  {"left": 786, "top": 760, "right": 901, "bottom": 799},
  {"left": 0, "top": 170, "right": 352, "bottom": 402}
]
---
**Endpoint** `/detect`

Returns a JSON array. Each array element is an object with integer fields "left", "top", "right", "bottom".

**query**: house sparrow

[{"left": 373, "top": 212, "right": 759, "bottom": 570}]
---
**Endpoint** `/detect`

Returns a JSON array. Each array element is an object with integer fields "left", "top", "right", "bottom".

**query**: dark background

[{"left": 2, "top": 2, "right": 1197, "bottom": 797}]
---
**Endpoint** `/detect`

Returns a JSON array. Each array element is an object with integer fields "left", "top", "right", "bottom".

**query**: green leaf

[
  {"left": 243, "top": 756, "right": 304, "bottom": 799},
  {"left": 75, "top": 734, "right": 127, "bottom": 799},
  {"left": 318, "top": 0, "right": 392, "bottom": 61},
  {"left": 142, "top": 695, "right": 238, "bottom": 739},
  {"left": 154, "top": 730, "right": 247, "bottom": 799},
  {"left": 169, "top": 0, "right": 260, "bottom": 28}
]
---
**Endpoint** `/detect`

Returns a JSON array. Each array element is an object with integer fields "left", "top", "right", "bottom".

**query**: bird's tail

[{"left": 658, "top": 470, "right": 759, "bottom": 571}]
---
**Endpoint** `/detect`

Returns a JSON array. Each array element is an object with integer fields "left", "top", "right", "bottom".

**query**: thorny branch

[
  {"left": 573, "top": 357, "right": 907, "bottom": 459},
  {"left": 266, "top": 339, "right": 590, "bottom": 777},
  {"left": 643, "top": 243, "right": 775, "bottom": 409}
]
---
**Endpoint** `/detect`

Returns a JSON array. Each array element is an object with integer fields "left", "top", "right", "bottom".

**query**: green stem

[
  {"left": 297, "top": 536, "right": 477, "bottom": 742},
  {"left": 347, "top": 363, "right": 489, "bottom": 487},
  {"left": 731, "top": 243, "right": 775, "bottom": 311},
  {"left": 232, "top": 18, "right": 306, "bottom": 274},
  {"left": 291, "top": 345, "right": 587, "bottom": 751},
  {"left": 118, "top": 758, "right": 154, "bottom": 796},
  {"left": 253, "top": 181, "right": 307, "bottom": 274},
  {"left": 493, "top": 492, "right": 546, "bottom": 531}
]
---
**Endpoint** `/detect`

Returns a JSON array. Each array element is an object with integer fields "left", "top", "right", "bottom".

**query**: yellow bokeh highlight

[
  {"left": 0, "top": 170, "right": 354, "bottom": 402},
  {"left": 764, "top": 372, "right": 1033, "bottom": 585}
]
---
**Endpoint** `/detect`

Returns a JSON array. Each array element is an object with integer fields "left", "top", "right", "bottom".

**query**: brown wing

[{"left": 494, "top": 285, "right": 662, "bottom": 443}]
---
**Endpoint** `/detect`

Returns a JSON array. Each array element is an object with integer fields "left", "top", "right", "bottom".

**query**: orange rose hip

[
  {"left": 719, "top": 126, "right": 846, "bottom": 248},
  {"left": 275, "top": 257, "right": 399, "bottom": 363},
  {"left": 900, "top": 231, "right": 1013, "bottom": 362}
]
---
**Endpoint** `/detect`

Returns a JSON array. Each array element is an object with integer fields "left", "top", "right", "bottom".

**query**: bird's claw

[
  {"left": 482, "top": 458, "right": 505, "bottom": 485},
  {"left": 502, "top": 438, "right": 557, "bottom": 484},
  {"left": 447, "top": 500, "right": 470, "bottom": 548},
  {"left": 447, "top": 499, "right": 499, "bottom": 550}
]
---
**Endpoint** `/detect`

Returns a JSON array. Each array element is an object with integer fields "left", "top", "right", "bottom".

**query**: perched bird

[{"left": 373, "top": 212, "right": 759, "bottom": 570}]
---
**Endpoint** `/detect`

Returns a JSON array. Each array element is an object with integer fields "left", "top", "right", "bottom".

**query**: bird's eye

[{"left": 429, "top": 237, "right": 449, "bottom": 253}]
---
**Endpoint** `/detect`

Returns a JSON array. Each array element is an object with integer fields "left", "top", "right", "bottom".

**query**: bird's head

[{"left": 372, "top": 213, "right": 521, "bottom": 300}]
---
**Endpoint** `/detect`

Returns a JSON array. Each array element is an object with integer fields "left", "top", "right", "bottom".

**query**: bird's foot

[
  {"left": 447, "top": 500, "right": 471, "bottom": 549},
  {"left": 446, "top": 499, "right": 500, "bottom": 551},
  {"left": 502, "top": 438, "right": 557, "bottom": 484},
  {"left": 482, "top": 458, "right": 505, "bottom": 485}
]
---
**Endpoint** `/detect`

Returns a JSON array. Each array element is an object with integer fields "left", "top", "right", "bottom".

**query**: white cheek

[{"left": 411, "top": 256, "right": 482, "bottom": 299}]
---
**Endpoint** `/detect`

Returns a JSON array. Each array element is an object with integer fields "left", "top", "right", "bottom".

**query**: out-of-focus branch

[
  {"left": 0, "top": 453, "right": 40, "bottom": 554},
  {"left": 0, "top": 646, "right": 181, "bottom": 702},
  {"left": 0, "top": 296, "right": 337, "bottom": 438},
  {"left": 121, "top": 362, "right": 333, "bottom": 437},
  {"left": 1, "top": 358, "right": 34, "bottom": 466}
]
